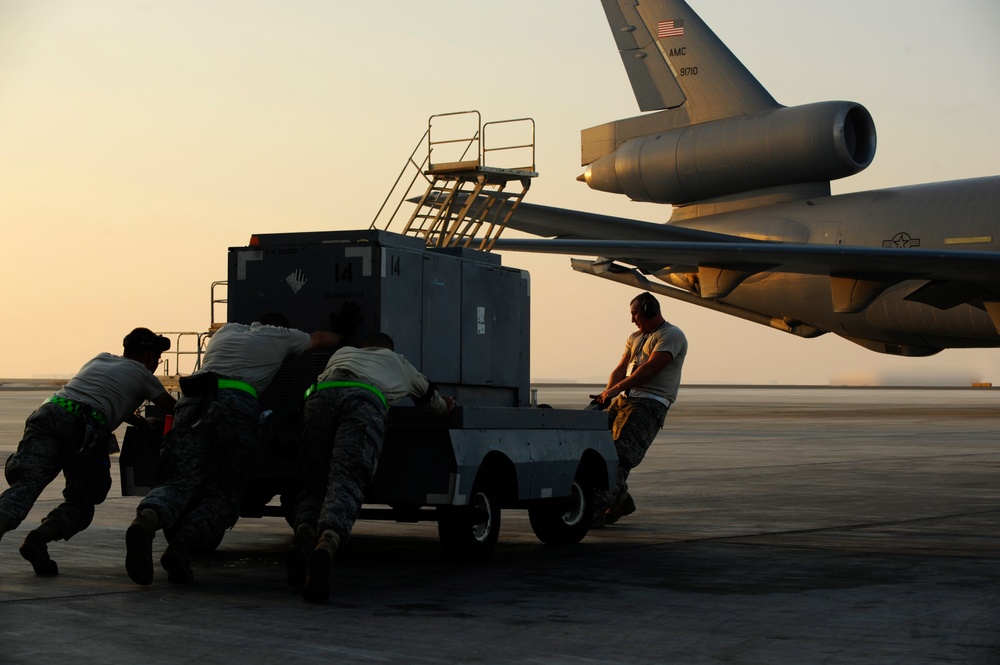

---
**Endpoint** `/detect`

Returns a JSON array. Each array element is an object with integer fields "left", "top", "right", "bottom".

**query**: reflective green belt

[
  {"left": 304, "top": 381, "right": 387, "bottom": 409},
  {"left": 217, "top": 379, "right": 257, "bottom": 399},
  {"left": 45, "top": 395, "right": 109, "bottom": 428}
]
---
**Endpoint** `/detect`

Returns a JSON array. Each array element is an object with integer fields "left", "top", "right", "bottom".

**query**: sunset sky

[{"left": 1, "top": 1, "right": 998, "bottom": 385}]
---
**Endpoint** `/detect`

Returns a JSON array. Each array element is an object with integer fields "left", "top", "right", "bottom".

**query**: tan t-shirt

[
  {"left": 319, "top": 346, "right": 449, "bottom": 415},
  {"left": 624, "top": 322, "right": 687, "bottom": 403},
  {"left": 200, "top": 322, "right": 312, "bottom": 393},
  {"left": 57, "top": 353, "right": 167, "bottom": 427}
]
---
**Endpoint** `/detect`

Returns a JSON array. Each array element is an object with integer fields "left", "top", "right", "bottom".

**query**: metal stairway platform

[{"left": 372, "top": 111, "right": 537, "bottom": 252}]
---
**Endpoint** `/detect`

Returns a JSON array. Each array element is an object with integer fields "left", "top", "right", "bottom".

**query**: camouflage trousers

[
  {"left": 595, "top": 395, "right": 669, "bottom": 510},
  {"left": 138, "top": 390, "right": 260, "bottom": 548},
  {"left": 293, "top": 387, "right": 388, "bottom": 542},
  {"left": 0, "top": 403, "right": 112, "bottom": 539}
]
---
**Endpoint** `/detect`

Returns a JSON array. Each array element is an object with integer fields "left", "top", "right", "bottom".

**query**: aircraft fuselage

[{"left": 668, "top": 177, "right": 1000, "bottom": 353}]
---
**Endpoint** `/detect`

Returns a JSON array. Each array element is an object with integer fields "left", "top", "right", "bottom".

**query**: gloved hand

[
  {"left": 586, "top": 395, "right": 610, "bottom": 411},
  {"left": 330, "top": 301, "right": 364, "bottom": 342}
]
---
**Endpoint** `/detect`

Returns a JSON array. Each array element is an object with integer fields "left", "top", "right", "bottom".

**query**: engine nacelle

[{"left": 582, "top": 101, "right": 876, "bottom": 204}]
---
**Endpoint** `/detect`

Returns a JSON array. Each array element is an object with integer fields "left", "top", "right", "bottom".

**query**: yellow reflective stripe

[
  {"left": 217, "top": 379, "right": 257, "bottom": 399},
  {"left": 303, "top": 381, "right": 387, "bottom": 408},
  {"left": 45, "top": 395, "right": 109, "bottom": 427}
]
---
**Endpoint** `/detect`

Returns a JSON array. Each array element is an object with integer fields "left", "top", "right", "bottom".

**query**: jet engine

[{"left": 582, "top": 101, "right": 876, "bottom": 204}]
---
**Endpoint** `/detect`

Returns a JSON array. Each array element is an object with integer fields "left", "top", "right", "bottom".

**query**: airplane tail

[
  {"left": 584, "top": 0, "right": 876, "bottom": 213},
  {"left": 599, "top": 0, "right": 775, "bottom": 124}
]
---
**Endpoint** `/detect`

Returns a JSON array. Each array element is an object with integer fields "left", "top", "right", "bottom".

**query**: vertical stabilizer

[
  {"left": 584, "top": 0, "right": 873, "bottom": 211},
  {"left": 601, "top": 0, "right": 777, "bottom": 121}
]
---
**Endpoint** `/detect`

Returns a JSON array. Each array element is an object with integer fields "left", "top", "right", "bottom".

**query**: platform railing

[{"left": 371, "top": 111, "right": 537, "bottom": 251}]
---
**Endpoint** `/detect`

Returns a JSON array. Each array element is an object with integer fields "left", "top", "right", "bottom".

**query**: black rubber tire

[
  {"left": 437, "top": 481, "right": 501, "bottom": 563},
  {"left": 528, "top": 478, "right": 593, "bottom": 545}
]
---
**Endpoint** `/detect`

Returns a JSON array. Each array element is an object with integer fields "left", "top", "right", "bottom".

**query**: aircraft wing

[
  {"left": 502, "top": 201, "right": 741, "bottom": 243},
  {"left": 492, "top": 237, "right": 1000, "bottom": 283},
  {"left": 498, "top": 202, "right": 1000, "bottom": 306}
]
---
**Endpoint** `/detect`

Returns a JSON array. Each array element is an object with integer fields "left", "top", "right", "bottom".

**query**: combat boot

[
  {"left": 286, "top": 523, "right": 316, "bottom": 590},
  {"left": 160, "top": 525, "right": 199, "bottom": 584},
  {"left": 604, "top": 492, "right": 636, "bottom": 525},
  {"left": 125, "top": 508, "right": 160, "bottom": 585},
  {"left": 302, "top": 529, "right": 340, "bottom": 604},
  {"left": 591, "top": 493, "right": 614, "bottom": 528},
  {"left": 19, "top": 519, "right": 62, "bottom": 576}
]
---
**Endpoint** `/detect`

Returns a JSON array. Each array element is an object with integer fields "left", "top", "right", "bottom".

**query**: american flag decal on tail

[{"left": 658, "top": 19, "right": 685, "bottom": 38}]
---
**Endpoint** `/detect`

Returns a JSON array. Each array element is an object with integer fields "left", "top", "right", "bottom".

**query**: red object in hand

[{"left": 163, "top": 414, "right": 173, "bottom": 435}]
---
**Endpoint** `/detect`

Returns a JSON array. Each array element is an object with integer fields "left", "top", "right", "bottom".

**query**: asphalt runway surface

[{"left": 1, "top": 386, "right": 998, "bottom": 664}]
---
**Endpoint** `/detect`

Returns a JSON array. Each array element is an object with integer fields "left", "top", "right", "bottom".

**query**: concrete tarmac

[{"left": 0, "top": 386, "right": 998, "bottom": 664}]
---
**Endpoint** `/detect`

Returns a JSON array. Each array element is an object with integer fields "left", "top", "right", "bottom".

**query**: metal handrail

[
  {"left": 210, "top": 280, "right": 227, "bottom": 329},
  {"left": 156, "top": 330, "right": 209, "bottom": 379},
  {"left": 370, "top": 129, "right": 432, "bottom": 230},
  {"left": 427, "top": 110, "right": 481, "bottom": 170},
  {"left": 482, "top": 118, "right": 536, "bottom": 172},
  {"left": 374, "top": 111, "right": 537, "bottom": 249}
]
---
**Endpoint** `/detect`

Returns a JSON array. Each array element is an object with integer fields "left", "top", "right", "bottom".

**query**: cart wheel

[
  {"left": 437, "top": 481, "right": 501, "bottom": 563},
  {"left": 528, "top": 477, "right": 593, "bottom": 545}
]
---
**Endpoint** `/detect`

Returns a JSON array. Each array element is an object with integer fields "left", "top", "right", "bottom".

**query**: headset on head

[
  {"left": 123, "top": 328, "right": 171, "bottom": 353},
  {"left": 638, "top": 292, "right": 657, "bottom": 317}
]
